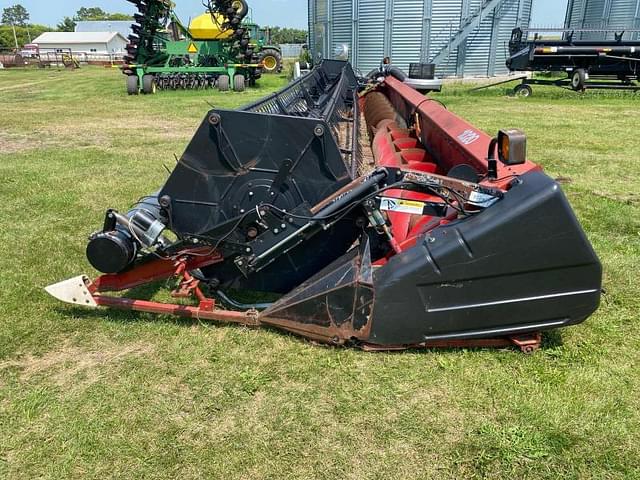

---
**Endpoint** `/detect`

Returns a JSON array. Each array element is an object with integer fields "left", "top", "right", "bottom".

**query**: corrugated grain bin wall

[
  {"left": 565, "top": 0, "right": 640, "bottom": 40},
  {"left": 308, "top": 0, "right": 532, "bottom": 77}
]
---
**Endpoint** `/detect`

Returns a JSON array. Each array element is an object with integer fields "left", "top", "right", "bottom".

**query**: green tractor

[
  {"left": 123, "top": 0, "right": 264, "bottom": 93},
  {"left": 245, "top": 23, "right": 283, "bottom": 74}
]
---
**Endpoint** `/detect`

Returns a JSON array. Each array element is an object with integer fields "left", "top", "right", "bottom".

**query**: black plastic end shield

[{"left": 367, "top": 171, "right": 602, "bottom": 346}]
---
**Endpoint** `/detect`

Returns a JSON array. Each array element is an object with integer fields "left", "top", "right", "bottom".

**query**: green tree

[
  {"left": 2, "top": 4, "right": 30, "bottom": 27},
  {"left": 105, "top": 13, "right": 132, "bottom": 21},
  {"left": 0, "top": 24, "right": 48, "bottom": 49},
  {"left": 0, "top": 27, "right": 15, "bottom": 48},
  {"left": 75, "top": 7, "right": 108, "bottom": 21},
  {"left": 55, "top": 8, "right": 131, "bottom": 34},
  {"left": 57, "top": 17, "right": 76, "bottom": 32},
  {"left": 268, "top": 27, "right": 307, "bottom": 44},
  {"left": 74, "top": 7, "right": 131, "bottom": 21}
]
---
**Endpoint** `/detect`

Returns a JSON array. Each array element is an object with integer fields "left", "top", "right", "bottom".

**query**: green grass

[{"left": 1, "top": 67, "right": 639, "bottom": 479}]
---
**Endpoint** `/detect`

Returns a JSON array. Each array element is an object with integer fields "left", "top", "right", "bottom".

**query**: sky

[
  {"left": 2, "top": 0, "right": 566, "bottom": 30},
  {"left": 530, "top": 0, "right": 567, "bottom": 26},
  {"left": 1, "top": 0, "right": 309, "bottom": 29}
]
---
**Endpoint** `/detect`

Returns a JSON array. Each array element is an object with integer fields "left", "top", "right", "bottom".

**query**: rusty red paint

[{"left": 93, "top": 248, "right": 223, "bottom": 292}]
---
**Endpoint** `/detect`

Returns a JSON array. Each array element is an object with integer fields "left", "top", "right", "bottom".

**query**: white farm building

[
  {"left": 75, "top": 21, "right": 133, "bottom": 40},
  {"left": 32, "top": 32, "right": 128, "bottom": 56}
]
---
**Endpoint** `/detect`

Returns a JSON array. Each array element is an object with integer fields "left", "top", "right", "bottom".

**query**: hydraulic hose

[{"left": 386, "top": 66, "right": 408, "bottom": 82}]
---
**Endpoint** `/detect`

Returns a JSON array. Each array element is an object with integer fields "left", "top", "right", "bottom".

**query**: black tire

[
  {"left": 218, "top": 75, "right": 230, "bottom": 92},
  {"left": 233, "top": 74, "right": 246, "bottom": 92},
  {"left": 232, "top": 0, "right": 249, "bottom": 17},
  {"left": 127, "top": 75, "right": 139, "bottom": 95},
  {"left": 258, "top": 48, "right": 283, "bottom": 74},
  {"left": 571, "top": 69, "right": 586, "bottom": 91},
  {"left": 142, "top": 74, "right": 156, "bottom": 94},
  {"left": 514, "top": 83, "right": 532, "bottom": 97}
]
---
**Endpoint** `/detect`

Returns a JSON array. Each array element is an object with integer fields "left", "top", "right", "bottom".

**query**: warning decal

[
  {"left": 380, "top": 198, "right": 425, "bottom": 215},
  {"left": 187, "top": 43, "right": 198, "bottom": 54}
]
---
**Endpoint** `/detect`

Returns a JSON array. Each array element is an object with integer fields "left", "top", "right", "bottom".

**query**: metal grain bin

[
  {"left": 308, "top": 0, "right": 532, "bottom": 77},
  {"left": 565, "top": 0, "right": 640, "bottom": 40}
]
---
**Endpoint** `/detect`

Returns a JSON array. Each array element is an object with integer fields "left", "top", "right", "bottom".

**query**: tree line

[
  {"left": 1, "top": 4, "right": 133, "bottom": 50},
  {"left": 267, "top": 27, "right": 308, "bottom": 45},
  {"left": 1, "top": 3, "right": 307, "bottom": 51}
]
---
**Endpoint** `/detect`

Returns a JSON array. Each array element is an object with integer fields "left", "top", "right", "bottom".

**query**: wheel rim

[
  {"left": 263, "top": 55, "right": 277, "bottom": 71},
  {"left": 572, "top": 71, "right": 582, "bottom": 88}
]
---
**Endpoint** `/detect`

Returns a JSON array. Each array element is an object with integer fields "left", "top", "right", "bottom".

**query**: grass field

[{"left": 1, "top": 67, "right": 639, "bottom": 479}]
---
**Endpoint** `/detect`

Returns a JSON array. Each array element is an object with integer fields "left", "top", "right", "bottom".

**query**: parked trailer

[{"left": 506, "top": 27, "right": 640, "bottom": 95}]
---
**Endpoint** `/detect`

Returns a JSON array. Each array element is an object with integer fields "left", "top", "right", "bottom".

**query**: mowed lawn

[{"left": 0, "top": 67, "right": 639, "bottom": 479}]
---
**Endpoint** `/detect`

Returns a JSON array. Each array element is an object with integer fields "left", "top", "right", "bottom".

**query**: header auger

[
  {"left": 48, "top": 60, "right": 601, "bottom": 353},
  {"left": 122, "top": 0, "right": 275, "bottom": 94}
]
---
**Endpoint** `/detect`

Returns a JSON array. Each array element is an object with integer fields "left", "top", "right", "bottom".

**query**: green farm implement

[{"left": 123, "top": 0, "right": 279, "bottom": 94}]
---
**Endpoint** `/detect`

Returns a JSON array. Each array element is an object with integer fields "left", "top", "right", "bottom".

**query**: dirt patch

[
  {"left": 1, "top": 115, "right": 192, "bottom": 156},
  {"left": 0, "top": 341, "right": 154, "bottom": 389},
  {"left": 0, "top": 126, "right": 107, "bottom": 155},
  {"left": 0, "top": 80, "right": 51, "bottom": 93},
  {"left": 33, "top": 117, "right": 192, "bottom": 151},
  {"left": 592, "top": 190, "right": 639, "bottom": 206},
  {"left": 0, "top": 131, "right": 53, "bottom": 154},
  {"left": 1, "top": 96, "right": 203, "bottom": 158}
]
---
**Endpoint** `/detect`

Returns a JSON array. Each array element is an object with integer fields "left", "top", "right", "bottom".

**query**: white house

[{"left": 32, "top": 32, "right": 128, "bottom": 56}]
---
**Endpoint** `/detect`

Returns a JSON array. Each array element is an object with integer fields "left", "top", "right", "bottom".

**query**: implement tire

[
  {"left": 513, "top": 84, "right": 532, "bottom": 97},
  {"left": 127, "top": 75, "right": 139, "bottom": 95},
  {"left": 218, "top": 75, "right": 230, "bottom": 92},
  {"left": 142, "top": 74, "right": 157, "bottom": 94},
  {"left": 258, "top": 48, "right": 283, "bottom": 74},
  {"left": 232, "top": 0, "right": 249, "bottom": 17},
  {"left": 571, "top": 69, "right": 586, "bottom": 91},
  {"left": 233, "top": 74, "right": 246, "bottom": 92}
]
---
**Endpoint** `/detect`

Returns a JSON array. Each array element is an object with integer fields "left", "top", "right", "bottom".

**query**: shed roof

[
  {"left": 33, "top": 32, "right": 127, "bottom": 44},
  {"left": 75, "top": 21, "right": 132, "bottom": 39}
]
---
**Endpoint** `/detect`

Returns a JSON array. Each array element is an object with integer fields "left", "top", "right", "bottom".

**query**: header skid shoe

[{"left": 45, "top": 276, "right": 97, "bottom": 308}]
